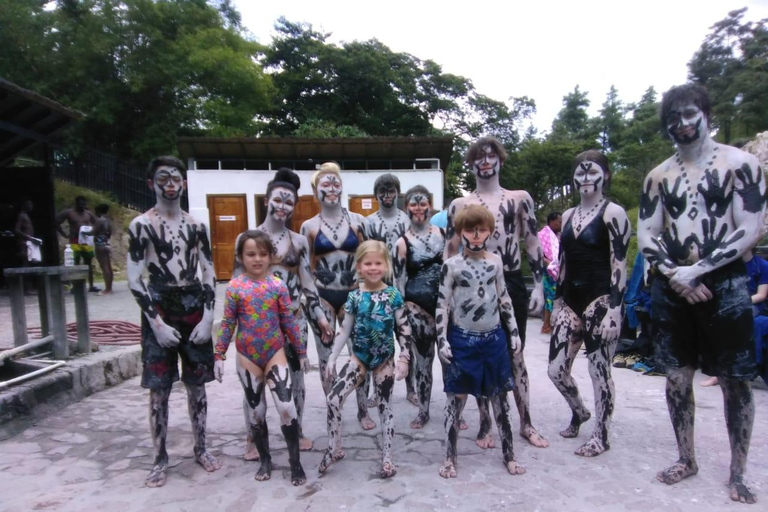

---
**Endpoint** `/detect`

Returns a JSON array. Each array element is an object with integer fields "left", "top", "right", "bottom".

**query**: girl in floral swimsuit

[
  {"left": 215, "top": 231, "right": 307, "bottom": 486},
  {"left": 319, "top": 240, "right": 415, "bottom": 479}
]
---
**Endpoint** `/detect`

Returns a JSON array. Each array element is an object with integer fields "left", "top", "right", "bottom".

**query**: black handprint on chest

[
  {"left": 660, "top": 176, "right": 687, "bottom": 219},
  {"left": 697, "top": 168, "right": 732, "bottom": 218},
  {"left": 639, "top": 179, "right": 660, "bottom": 221}
]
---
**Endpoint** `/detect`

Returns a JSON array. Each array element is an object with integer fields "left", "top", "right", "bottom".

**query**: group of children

[{"left": 215, "top": 203, "right": 521, "bottom": 484}]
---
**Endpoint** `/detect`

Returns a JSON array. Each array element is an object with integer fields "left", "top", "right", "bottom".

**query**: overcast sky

[{"left": 234, "top": 0, "right": 768, "bottom": 134}]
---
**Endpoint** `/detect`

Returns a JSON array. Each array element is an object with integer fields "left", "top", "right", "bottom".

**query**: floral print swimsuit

[
  {"left": 344, "top": 286, "right": 405, "bottom": 370},
  {"left": 216, "top": 274, "right": 304, "bottom": 368}
]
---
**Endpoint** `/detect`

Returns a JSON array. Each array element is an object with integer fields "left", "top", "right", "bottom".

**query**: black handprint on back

[
  {"left": 660, "top": 176, "right": 687, "bottom": 219},
  {"left": 734, "top": 163, "right": 766, "bottom": 213},
  {"left": 639, "top": 179, "right": 660, "bottom": 220}
]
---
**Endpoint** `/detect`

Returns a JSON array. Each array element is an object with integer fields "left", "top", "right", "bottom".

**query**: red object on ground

[{"left": 27, "top": 320, "right": 141, "bottom": 345}]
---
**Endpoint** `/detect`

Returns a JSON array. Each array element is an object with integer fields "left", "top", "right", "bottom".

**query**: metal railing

[{"left": 52, "top": 148, "right": 187, "bottom": 211}]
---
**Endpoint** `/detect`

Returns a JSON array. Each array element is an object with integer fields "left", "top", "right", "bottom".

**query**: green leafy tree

[
  {"left": 0, "top": 0, "right": 273, "bottom": 162},
  {"left": 689, "top": 8, "right": 768, "bottom": 143}
]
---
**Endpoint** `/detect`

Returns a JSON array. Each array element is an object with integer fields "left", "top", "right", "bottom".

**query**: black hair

[
  {"left": 547, "top": 211, "right": 562, "bottom": 224},
  {"left": 236, "top": 230, "right": 275, "bottom": 260},
  {"left": 373, "top": 173, "right": 401, "bottom": 195},
  {"left": 266, "top": 168, "right": 300, "bottom": 201},
  {"left": 660, "top": 84, "right": 711, "bottom": 134},
  {"left": 95, "top": 203, "right": 109, "bottom": 215},
  {"left": 147, "top": 155, "right": 187, "bottom": 180},
  {"left": 75, "top": 195, "right": 87, "bottom": 203}
]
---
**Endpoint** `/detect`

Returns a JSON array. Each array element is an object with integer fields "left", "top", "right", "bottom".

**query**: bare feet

[
  {"left": 97, "top": 290, "right": 112, "bottom": 296},
  {"left": 700, "top": 376, "right": 719, "bottom": 387},
  {"left": 318, "top": 449, "right": 345, "bottom": 475},
  {"left": 439, "top": 460, "right": 457, "bottom": 478},
  {"left": 145, "top": 462, "right": 168, "bottom": 488},
  {"left": 729, "top": 475, "right": 757, "bottom": 504},
  {"left": 574, "top": 437, "right": 608, "bottom": 457},
  {"left": 290, "top": 463, "right": 307, "bottom": 486},
  {"left": 458, "top": 417, "right": 468, "bottom": 431},
  {"left": 380, "top": 460, "right": 397, "bottom": 478},
  {"left": 359, "top": 415, "right": 376, "bottom": 431},
  {"left": 656, "top": 459, "right": 699, "bottom": 484},
  {"left": 521, "top": 426, "right": 550, "bottom": 448},
  {"left": 560, "top": 411, "right": 591, "bottom": 438},
  {"left": 406, "top": 392, "right": 419, "bottom": 406},
  {"left": 244, "top": 444, "right": 260, "bottom": 461},
  {"left": 410, "top": 412, "right": 430, "bottom": 429},
  {"left": 195, "top": 451, "right": 222, "bottom": 472},
  {"left": 476, "top": 433, "right": 495, "bottom": 449},
  {"left": 299, "top": 437, "right": 313, "bottom": 451},
  {"left": 505, "top": 460, "right": 526, "bottom": 475},
  {"left": 254, "top": 458, "right": 273, "bottom": 481}
]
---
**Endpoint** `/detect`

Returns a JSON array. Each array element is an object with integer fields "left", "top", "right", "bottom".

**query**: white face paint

[
  {"left": 461, "top": 226, "right": 491, "bottom": 253},
  {"left": 376, "top": 185, "right": 398, "bottom": 209},
  {"left": 267, "top": 186, "right": 296, "bottom": 222},
  {"left": 151, "top": 165, "right": 185, "bottom": 201},
  {"left": 573, "top": 161, "right": 606, "bottom": 197},
  {"left": 406, "top": 194, "right": 431, "bottom": 224},
  {"left": 472, "top": 144, "right": 501, "bottom": 180},
  {"left": 316, "top": 173, "right": 342, "bottom": 206},
  {"left": 666, "top": 103, "right": 707, "bottom": 146}
]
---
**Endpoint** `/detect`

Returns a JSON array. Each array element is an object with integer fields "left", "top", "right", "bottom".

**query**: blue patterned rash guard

[{"left": 344, "top": 286, "right": 405, "bottom": 370}]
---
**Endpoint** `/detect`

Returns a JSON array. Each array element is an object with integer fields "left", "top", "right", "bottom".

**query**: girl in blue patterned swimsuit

[{"left": 319, "top": 241, "right": 415, "bottom": 479}]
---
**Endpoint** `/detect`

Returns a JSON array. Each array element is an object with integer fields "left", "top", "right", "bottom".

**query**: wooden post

[
  {"left": 8, "top": 275, "right": 28, "bottom": 347},
  {"left": 72, "top": 278, "right": 90, "bottom": 354},
  {"left": 48, "top": 274, "right": 69, "bottom": 359},
  {"left": 37, "top": 274, "right": 50, "bottom": 337}
]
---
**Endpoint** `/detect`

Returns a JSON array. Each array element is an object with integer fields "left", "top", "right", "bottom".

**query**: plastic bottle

[{"left": 64, "top": 244, "right": 75, "bottom": 267}]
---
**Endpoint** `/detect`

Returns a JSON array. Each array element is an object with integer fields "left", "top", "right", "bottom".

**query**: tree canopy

[{"left": 2, "top": 3, "right": 767, "bottom": 215}]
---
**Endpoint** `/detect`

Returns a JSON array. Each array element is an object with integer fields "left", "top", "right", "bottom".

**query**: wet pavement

[{"left": 0, "top": 280, "right": 766, "bottom": 511}]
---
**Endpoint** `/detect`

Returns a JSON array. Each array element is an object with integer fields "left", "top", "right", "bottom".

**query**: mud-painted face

[
  {"left": 573, "top": 161, "right": 606, "bottom": 197},
  {"left": 150, "top": 165, "right": 185, "bottom": 201},
  {"left": 376, "top": 185, "right": 398, "bottom": 209},
  {"left": 472, "top": 144, "right": 501, "bottom": 180},
  {"left": 461, "top": 225, "right": 491, "bottom": 253},
  {"left": 266, "top": 186, "right": 296, "bottom": 222},
  {"left": 666, "top": 103, "right": 707, "bottom": 146},
  {"left": 406, "top": 193, "right": 431, "bottom": 224},
  {"left": 316, "top": 173, "right": 342, "bottom": 206}
]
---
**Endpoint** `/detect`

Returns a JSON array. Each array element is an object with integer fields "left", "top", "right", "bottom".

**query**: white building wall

[{"left": 186, "top": 168, "right": 444, "bottom": 229}]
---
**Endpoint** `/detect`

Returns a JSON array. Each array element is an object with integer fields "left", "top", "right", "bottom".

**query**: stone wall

[{"left": 0, "top": 345, "right": 141, "bottom": 441}]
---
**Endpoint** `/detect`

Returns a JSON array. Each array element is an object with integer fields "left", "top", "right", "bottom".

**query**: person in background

[
  {"left": 56, "top": 195, "right": 99, "bottom": 292},
  {"left": 92, "top": 204, "right": 113, "bottom": 295},
  {"left": 538, "top": 211, "right": 562, "bottom": 334}
]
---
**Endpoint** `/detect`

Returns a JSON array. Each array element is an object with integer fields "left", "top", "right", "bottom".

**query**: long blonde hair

[{"left": 355, "top": 240, "right": 393, "bottom": 283}]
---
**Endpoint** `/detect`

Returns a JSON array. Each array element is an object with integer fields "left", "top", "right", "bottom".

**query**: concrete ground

[{"left": 0, "top": 280, "right": 766, "bottom": 512}]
